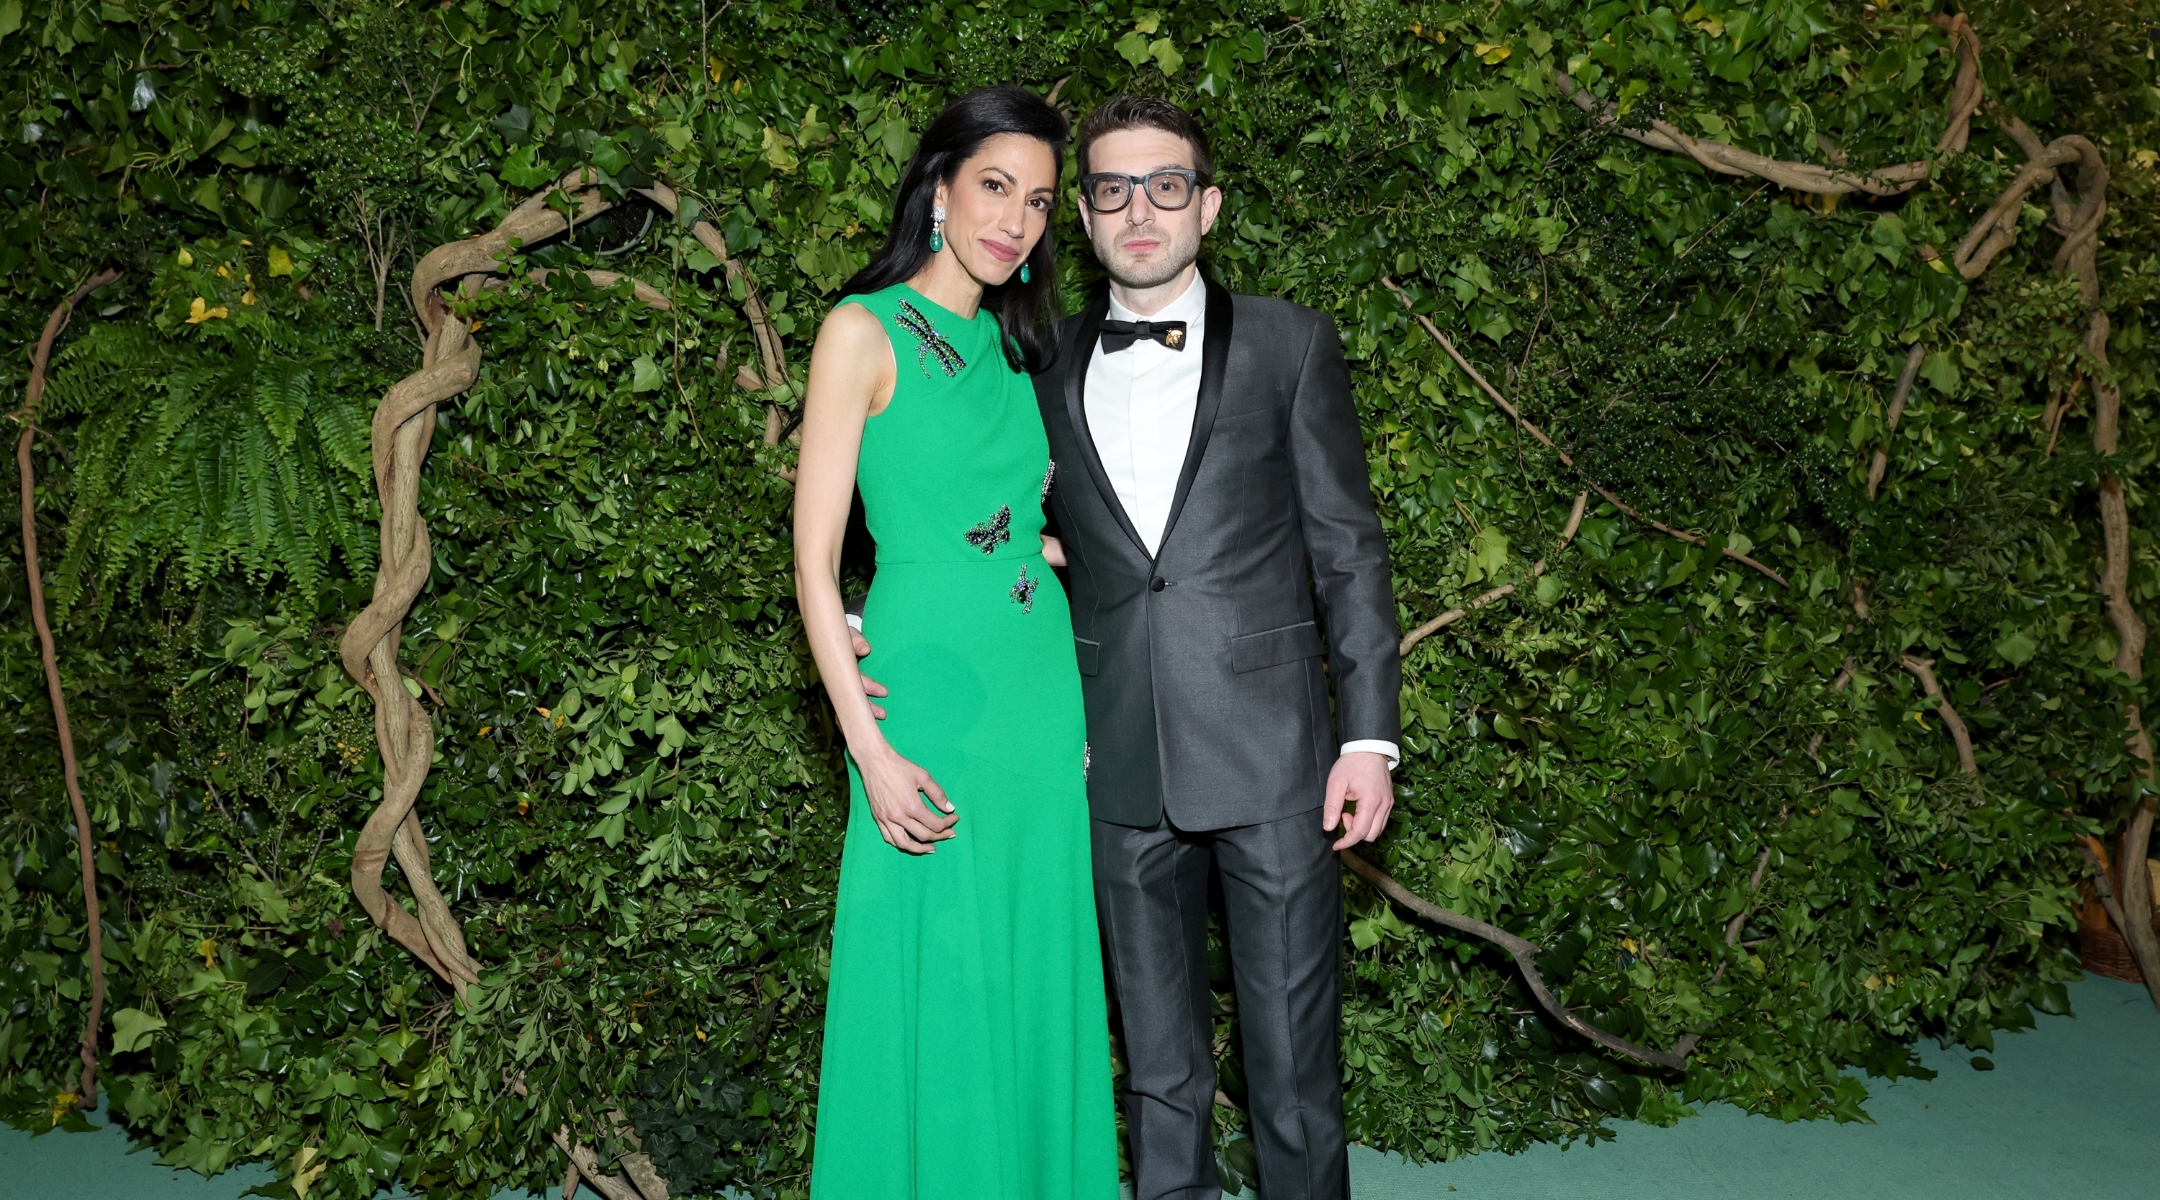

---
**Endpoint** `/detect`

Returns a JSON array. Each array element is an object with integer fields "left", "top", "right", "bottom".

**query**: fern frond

[
  {"left": 257, "top": 357, "right": 312, "bottom": 450},
  {"left": 311, "top": 394, "right": 373, "bottom": 479}
]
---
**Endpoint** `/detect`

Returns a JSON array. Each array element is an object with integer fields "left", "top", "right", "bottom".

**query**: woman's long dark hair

[{"left": 839, "top": 85, "right": 1067, "bottom": 374}]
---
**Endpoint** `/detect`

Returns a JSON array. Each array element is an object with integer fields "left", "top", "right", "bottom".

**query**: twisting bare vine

[
  {"left": 1866, "top": 343, "right": 1928, "bottom": 500},
  {"left": 342, "top": 170, "right": 781, "bottom": 1196},
  {"left": 1340, "top": 849, "right": 1690, "bottom": 1070},
  {"left": 1945, "top": 107, "right": 2160, "bottom": 1005},
  {"left": 11, "top": 268, "right": 122, "bottom": 1109},
  {"left": 1899, "top": 655, "right": 1980, "bottom": 786}
]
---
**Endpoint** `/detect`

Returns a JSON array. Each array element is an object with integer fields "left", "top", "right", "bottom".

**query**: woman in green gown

[{"left": 792, "top": 87, "right": 1118, "bottom": 1199}]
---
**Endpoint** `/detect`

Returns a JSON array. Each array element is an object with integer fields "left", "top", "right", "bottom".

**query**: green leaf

[
  {"left": 1467, "top": 525, "right": 1509, "bottom": 583},
  {"left": 1581, "top": 1073, "right": 1642, "bottom": 1116},
  {"left": 1919, "top": 350, "right": 1960, "bottom": 395},
  {"left": 1114, "top": 30, "right": 1150, "bottom": 67},
  {"left": 1993, "top": 630, "right": 2038, "bottom": 666},
  {"left": 630, "top": 355, "right": 665, "bottom": 392},
  {"left": 110, "top": 1007, "right": 167, "bottom": 1053},
  {"left": 1149, "top": 37, "right": 1184, "bottom": 76},
  {"left": 499, "top": 144, "right": 555, "bottom": 189}
]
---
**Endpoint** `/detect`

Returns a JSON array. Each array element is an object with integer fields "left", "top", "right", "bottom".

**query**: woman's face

[{"left": 933, "top": 133, "right": 1058, "bottom": 287}]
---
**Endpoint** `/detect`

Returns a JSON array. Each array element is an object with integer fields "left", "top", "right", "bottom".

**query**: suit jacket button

[{"left": 1149, "top": 576, "right": 1167, "bottom": 592}]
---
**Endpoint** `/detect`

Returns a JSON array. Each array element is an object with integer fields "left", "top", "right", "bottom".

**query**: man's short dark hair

[{"left": 1075, "top": 96, "right": 1215, "bottom": 181}]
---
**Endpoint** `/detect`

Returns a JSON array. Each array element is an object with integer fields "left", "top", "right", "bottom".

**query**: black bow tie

[{"left": 1099, "top": 318, "right": 1189, "bottom": 353}]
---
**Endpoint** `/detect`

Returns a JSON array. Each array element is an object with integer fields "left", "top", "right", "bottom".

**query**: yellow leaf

[
  {"left": 761, "top": 126, "right": 798, "bottom": 172},
  {"left": 293, "top": 1146, "right": 327, "bottom": 1199},
  {"left": 1863, "top": 972, "right": 1882, "bottom": 991},
  {"left": 2136, "top": 149, "right": 2159, "bottom": 170},
  {"left": 241, "top": 289, "right": 256, "bottom": 306},
  {"left": 185, "top": 297, "right": 229, "bottom": 324},
  {"left": 267, "top": 246, "right": 294, "bottom": 276},
  {"left": 216, "top": 263, "right": 230, "bottom": 278},
  {"left": 1474, "top": 42, "right": 1511, "bottom": 65},
  {"left": 176, "top": 247, "right": 194, "bottom": 267},
  {"left": 197, "top": 937, "right": 218, "bottom": 967}
]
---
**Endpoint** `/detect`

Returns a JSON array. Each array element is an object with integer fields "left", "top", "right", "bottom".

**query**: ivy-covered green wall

[{"left": 3, "top": 2, "right": 2155, "bottom": 1198}]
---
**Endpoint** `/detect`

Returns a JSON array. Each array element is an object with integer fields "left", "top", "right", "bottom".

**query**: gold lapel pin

[{"left": 1165, "top": 328, "right": 1185, "bottom": 348}]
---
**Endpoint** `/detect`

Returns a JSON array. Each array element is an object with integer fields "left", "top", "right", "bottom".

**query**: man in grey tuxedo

[{"left": 1041, "top": 96, "right": 1401, "bottom": 1200}]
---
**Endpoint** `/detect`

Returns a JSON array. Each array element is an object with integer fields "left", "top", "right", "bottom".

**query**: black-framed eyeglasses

[{"left": 1079, "top": 169, "right": 1204, "bottom": 213}]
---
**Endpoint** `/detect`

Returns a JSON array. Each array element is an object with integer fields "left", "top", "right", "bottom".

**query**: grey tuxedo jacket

[{"left": 1035, "top": 276, "right": 1401, "bottom": 830}]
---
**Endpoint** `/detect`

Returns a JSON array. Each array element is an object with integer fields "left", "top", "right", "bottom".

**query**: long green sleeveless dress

[{"left": 809, "top": 282, "right": 1118, "bottom": 1199}]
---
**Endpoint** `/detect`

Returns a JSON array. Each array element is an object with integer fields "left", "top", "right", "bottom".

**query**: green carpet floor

[{"left": 3, "top": 974, "right": 2152, "bottom": 1199}]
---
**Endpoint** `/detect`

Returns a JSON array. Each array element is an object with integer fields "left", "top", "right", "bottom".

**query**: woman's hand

[
  {"left": 854, "top": 740, "right": 957, "bottom": 854},
  {"left": 1041, "top": 534, "right": 1067, "bottom": 567}
]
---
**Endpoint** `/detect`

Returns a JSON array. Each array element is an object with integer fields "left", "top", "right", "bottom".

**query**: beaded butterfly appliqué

[
  {"left": 1010, "top": 565, "right": 1039, "bottom": 613},
  {"left": 895, "top": 300, "right": 967, "bottom": 377},
  {"left": 965, "top": 505, "right": 1012, "bottom": 554}
]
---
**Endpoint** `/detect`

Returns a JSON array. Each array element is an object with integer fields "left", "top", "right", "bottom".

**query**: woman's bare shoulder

[
  {"left": 815, "top": 301, "right": 888, "bottom": 353},
  {"left": 806, "top": 299, "right": 898, "bottom": 416}
]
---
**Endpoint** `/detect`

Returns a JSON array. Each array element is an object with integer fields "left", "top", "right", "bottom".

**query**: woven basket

[
  {"left": 2079, "top": 901, "right": 2146, "bottom": 982},
  {"left": 2076, "top": 842, "right": 2158, "bottom": 983}
]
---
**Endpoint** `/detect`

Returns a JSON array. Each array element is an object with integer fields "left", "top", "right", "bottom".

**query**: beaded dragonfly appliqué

[
  {"left": 965, "top": 505, "right": 1013, "bottom": 554},
  {"left": 895, "top": 300, "right": 967, "bottom": 378},
  {"left": 1010, "top": 565, "right": 1039, "bottom": 613}
]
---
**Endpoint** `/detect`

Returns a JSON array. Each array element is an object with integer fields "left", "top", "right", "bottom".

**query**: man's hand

[
  {"left": 1322, "top": 751, "right": 1394, "bottom": 850},
  {"left": 852, "top": 628, "right": 887, "bottom": 720}
]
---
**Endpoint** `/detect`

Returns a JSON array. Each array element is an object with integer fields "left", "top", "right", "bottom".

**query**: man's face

[{"left": 1079, "top": 126, "right": 1224, "bottom": 290}]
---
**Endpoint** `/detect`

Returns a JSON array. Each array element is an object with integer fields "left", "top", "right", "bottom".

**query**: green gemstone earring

[
  {"left": 929, "top": 204, "right": 946, "bottom": 253},
  {"left": 1020, "top": 263, "right": 1031, "bottom": 284}
]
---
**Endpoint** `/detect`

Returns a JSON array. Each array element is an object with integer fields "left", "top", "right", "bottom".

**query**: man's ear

[
  {"left": 1198, "top": 185, "right": 1225, "bottom": 236},
  {"left": 1078, "top": 198, "right": 1095, "bottom": 239}
]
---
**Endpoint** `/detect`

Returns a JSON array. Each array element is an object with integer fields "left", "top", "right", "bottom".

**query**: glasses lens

[
  {"left": 1087, "top": 177, "right": 1132, "bottom": 210},
  {"left": 1148, "top": 172, "right": 1193, "bottom": 208}
]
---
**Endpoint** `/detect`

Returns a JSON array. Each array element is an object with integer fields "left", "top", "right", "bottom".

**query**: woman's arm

[{"left": 793, "top": 304, "right": 957, "bottom": 854}]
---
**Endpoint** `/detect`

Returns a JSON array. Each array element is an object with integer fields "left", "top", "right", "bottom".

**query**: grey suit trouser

[{"left": 1092, "top": 810, "right": 1348, "bottom": 1200}]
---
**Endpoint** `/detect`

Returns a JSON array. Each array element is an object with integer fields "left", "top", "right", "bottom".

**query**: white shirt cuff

[
  {"left": 844, "top": 613, "right": 863, "bottom": 632},
  {"left": 1340, "top": 740, "right": 1400, "bottom": 769}
]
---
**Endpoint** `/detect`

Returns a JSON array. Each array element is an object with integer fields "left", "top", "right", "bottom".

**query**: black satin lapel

[
  {"left": 1064, "top": 300, "right": 1151, "bottom": 558},
  {"left": 1155, "top": 275, "right": 1235, "bottom": 558}
]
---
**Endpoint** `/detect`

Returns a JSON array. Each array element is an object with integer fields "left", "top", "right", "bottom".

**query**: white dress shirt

[
  {"left": 1082, "top": 273, "right": 1399, "bottom": 770},
  {"left": 1084, "top": 273, "right": 1207, "bottom": 557}
]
